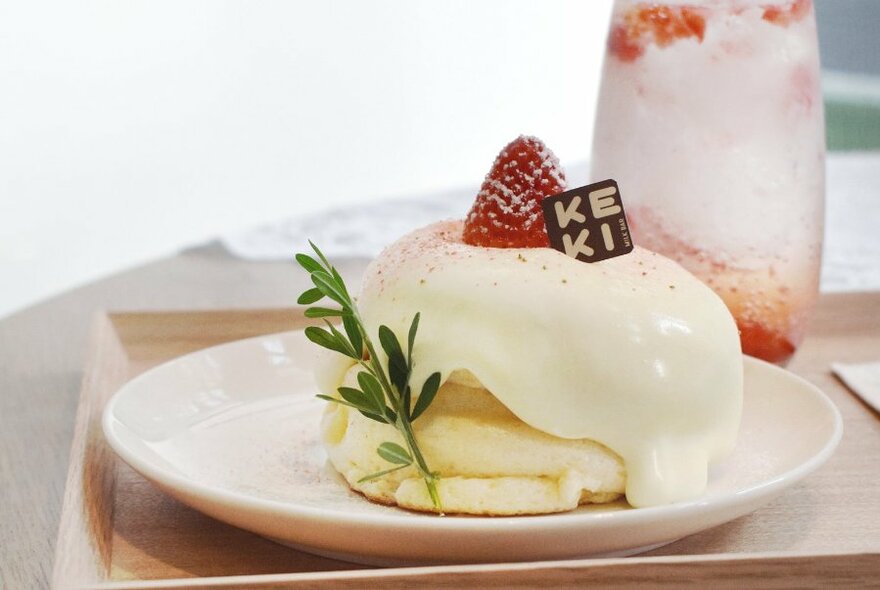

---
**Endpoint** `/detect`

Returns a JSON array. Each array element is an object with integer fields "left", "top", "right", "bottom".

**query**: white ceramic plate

[{"left": 103, "top": 330, "right": 842, "bottom": 566}]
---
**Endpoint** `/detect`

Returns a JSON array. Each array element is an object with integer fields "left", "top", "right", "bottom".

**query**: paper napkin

[{"left": 832, "top": 361, "right": 880, "bottom": 414}]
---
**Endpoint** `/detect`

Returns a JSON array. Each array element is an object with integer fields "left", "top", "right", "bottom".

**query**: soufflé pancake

[{"left": 316, "top": 137, "right": 743, "bottom": 515}]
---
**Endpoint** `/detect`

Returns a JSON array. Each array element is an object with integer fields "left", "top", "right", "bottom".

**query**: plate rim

[{"left": 102, "top": 329, "right": 844, "bottom": 532}]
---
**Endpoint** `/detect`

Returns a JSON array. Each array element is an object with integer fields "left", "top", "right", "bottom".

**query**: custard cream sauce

[{"left": 320, "top": 220, "right": 743, "bottom": 507}]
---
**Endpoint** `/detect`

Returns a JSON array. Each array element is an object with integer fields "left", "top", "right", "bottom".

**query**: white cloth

[
  {"left": 221, "top": 187, "right": 474, "bottom": 261},
  {"left": 221, "top": 154, "right": 880, "bottom": 292},
  {"left": 820, "top": 152, "right": 880, "bottom": 292}
]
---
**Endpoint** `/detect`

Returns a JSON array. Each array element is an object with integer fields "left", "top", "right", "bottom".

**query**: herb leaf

[
  {"left": 407, "top": 312, "right": 420, "bottom": 367},
  {"left": 297, "top": 287, "right": 324, "bottom": 305},
  {"left": 304, "top": 307, "right": 344, "bottom": 318},
  {"left": 304, "top": 326, "right": 354, "bottom": 358},
  {"left": 311, "top": 271, "right": 348, "bottom": 307},
  {"left": 411, "top": 372, "right": 441, "bottom": 421},
  {"left": 357, "top": 371, "right": 385, "bottom": 413},
  {"left": 296, "top": 253, "right": 323, "bottom": 274},
  {"left": 325, "top": 321, "right": 357, "bottom": 359},
  {"left": 342, "top": 314, "right": 363, "bottom": 360},
  {"left": 337, "top": 386, "right": 374, "bottom": 411},
  {"left": 377, "top": 442, "right": 413, "bottom": 465},
  {"left": 309, "top": 240, "right": 332, "bottom": 270},
  {"left": 320, "top": 390, "right": 388, "bottom": 425},
  {"left": 379, "top": 325, "right": 408, "bottom": 393},
  {"left": 331, "top": 266, "right": 351, "bottom": 299},
  {"left": 357, "top": 463, "right": 410, "bottom": 483},
  {"left": 360, "top": 411, "right": 387, "bottom": 424},
  {"left": 316, "top": 395, "right": 385, "bottom": 423}
]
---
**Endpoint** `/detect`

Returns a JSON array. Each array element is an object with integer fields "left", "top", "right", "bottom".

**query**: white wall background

[{"left": 0, "top": 0, "right": 612, "bottom": 318}]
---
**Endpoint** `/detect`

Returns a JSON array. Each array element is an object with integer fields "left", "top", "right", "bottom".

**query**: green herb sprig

[{"left": 296, "top": 242, "right": 443, "bottom": 510}]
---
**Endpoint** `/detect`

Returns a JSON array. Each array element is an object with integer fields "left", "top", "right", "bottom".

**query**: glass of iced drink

[{"left": 591, "top": 0, "right": 825, "bottom": 364}]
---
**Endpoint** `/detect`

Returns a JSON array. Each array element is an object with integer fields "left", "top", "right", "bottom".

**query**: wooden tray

[{"left": 52, "top": 295, "right": 880, "bottom": 589}]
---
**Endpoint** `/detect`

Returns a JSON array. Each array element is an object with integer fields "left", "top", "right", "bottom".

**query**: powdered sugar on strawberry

[{"left": 463, "top": 136, "right": 567, "bottom": 248}]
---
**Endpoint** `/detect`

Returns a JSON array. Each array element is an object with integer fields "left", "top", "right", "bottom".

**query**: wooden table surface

[
  {"left": 0, "top": 246, "right": 370, "bottom": 589},
  {"left": 1, "top": 244, "right": 878, "bottom": 587}
]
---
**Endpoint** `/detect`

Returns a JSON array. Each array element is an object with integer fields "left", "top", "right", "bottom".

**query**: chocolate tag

[{"left": 541, "top": 179, "right": 633, "bottom": 263}]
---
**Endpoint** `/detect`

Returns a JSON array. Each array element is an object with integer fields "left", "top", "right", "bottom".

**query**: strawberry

[
  {"left": 462, "top": 136, "right": 566, "bottom": 248},
  {"left": 762, "top": 0, "right": 811, "bottom": 26},
  {"left": 738, "top": 320, "right": 796, "bottom": 365},
  {"left": 608, "top": 4, "right": 707, "bottom": 63}
]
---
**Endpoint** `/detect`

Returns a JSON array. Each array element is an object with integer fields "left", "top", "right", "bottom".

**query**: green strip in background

[{"left": 824, "top": 70, "right": 880, "bottom": 151}]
